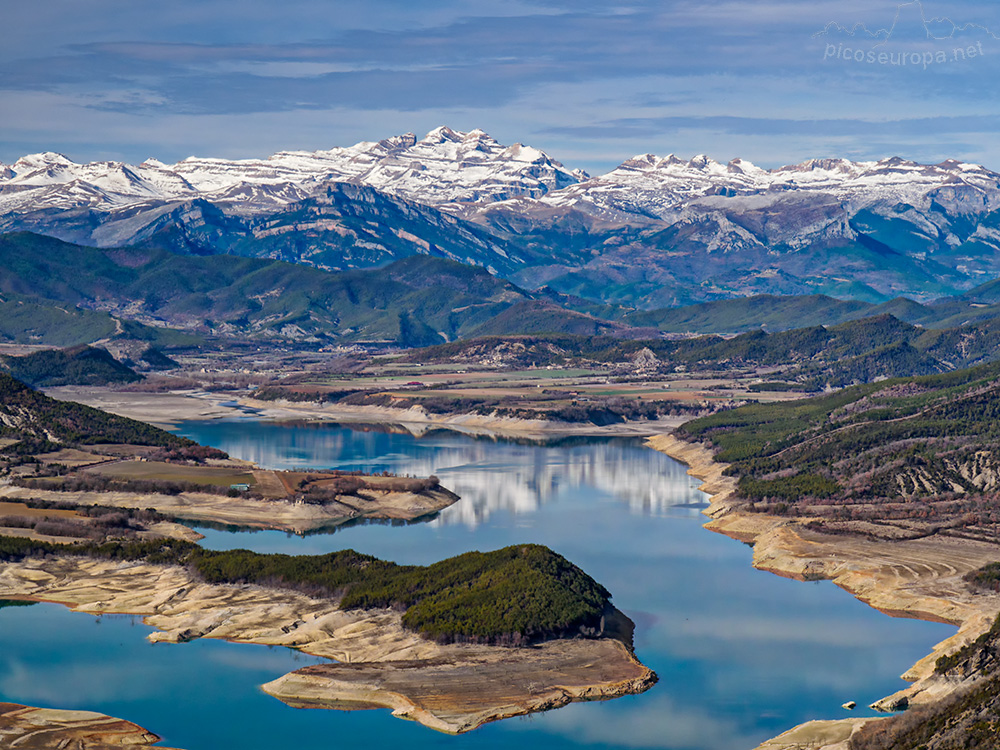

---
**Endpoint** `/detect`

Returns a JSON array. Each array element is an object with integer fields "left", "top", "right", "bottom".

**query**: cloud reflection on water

[{"left": 174, "top": 422, "right": 709, "bottom": 528}]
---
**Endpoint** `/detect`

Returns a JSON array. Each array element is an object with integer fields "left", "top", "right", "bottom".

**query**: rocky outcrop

[
  {"left": 264, "top": 637, "right": 655, "bottom": 734},
  {"left": 0, "top": 702, "right": 178, "bottom": 750}
]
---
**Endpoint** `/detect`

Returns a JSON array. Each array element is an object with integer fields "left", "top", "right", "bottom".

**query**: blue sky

[{"left": 2, "top": 0, "right": 999, "bottom": 174}]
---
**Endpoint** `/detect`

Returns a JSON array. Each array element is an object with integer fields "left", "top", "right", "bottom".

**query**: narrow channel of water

[{"left": 0, "top": 421, "right": 954, "bottom": 750}]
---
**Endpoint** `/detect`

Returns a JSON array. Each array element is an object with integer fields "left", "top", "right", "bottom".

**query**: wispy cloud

[
  {"left": 544, "top": 114, "right": 1000, "bottom": 140},
  {"left": 1, "top": 0, "right": 998, "bottom": 173}
]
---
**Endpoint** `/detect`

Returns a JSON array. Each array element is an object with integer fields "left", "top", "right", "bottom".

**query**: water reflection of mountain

[
  {"left": 181, "top": 423, "right": 708, "bottom": 529},
  {"left": 424, "top": 442, "right": 709, "bottom": 528}
]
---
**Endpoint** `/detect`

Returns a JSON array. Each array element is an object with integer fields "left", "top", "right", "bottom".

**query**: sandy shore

[
  {"left": 646, "top": 433, "right": 1000, "bottom": 750},
  {"left": 0, "top": 556, "right": 655, "bottom": 734},
  {"left": 45, "top": 386, "right": 687, "bottom": 438}
]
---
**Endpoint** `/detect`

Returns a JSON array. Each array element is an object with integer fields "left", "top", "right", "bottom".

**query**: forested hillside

[{"left": 681, "top": 362, "right": 1000, "bottom": 541}]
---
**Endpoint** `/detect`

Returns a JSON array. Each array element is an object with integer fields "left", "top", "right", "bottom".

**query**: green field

[{"left": 86, "top": 461, "right": 255, "bottom": 488}]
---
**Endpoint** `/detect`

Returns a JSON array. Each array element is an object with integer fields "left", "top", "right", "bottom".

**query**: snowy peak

[
  {"left": 619, "top": 154, "right": 660, "bottom": 170},
  {"left": 422, "top": 125, "right": 464, "bottom": 144},
  {"left": 726, "top": 158, "right": 765, "bottom": 177},
  {"left": 8, "top": 152, "right": 78, "bottom": 184},
  {"left": 333, "top": 126, "right": 584, "bottom": 202},
  {"left": 0, "top": 127, "right": 583, "bottom": 213},
  {"left": 583, "top": 151, "right": 999, "bottom": 201},
  {"left": 686, "top": 154, "right": 716, "bottom": 170},
  {"left": 13, "top": 152, "right": 75, "bottom": 171},
  {"left": 4, "top": 131, "right": 1000, "bottom": 256}
]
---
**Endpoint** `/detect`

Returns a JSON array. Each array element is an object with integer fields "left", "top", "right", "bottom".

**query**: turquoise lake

[{"left": 0, "top": 420, "right": 954, "bottom": 750}]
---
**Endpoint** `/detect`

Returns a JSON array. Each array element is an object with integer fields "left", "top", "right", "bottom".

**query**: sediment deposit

[
  {"left": 265, "top": 637, "right": 654, "bottom": 733},
  {"left": 45, "top": 385, "right": 684, "bottom": 438}
]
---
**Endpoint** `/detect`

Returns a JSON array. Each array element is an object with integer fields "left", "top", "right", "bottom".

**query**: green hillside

[
  {"left": 679, "top": 363, "right": 1000, "bottom": 748},
  {"left": 620, "top": 288, "right": 1000, "bottom": 335},
  {"left": 680, "top": 361, "right": 1000, "bottom": 540},
  {"left": 11, "top": 230, "right": 1000, "bottom": 370},
  {"left": 401, "top": 314, "right": 944, "bottom": 387},
  {"left": 1, "top": 346, "right": 140, "bottom": 387},
  {"left": 195, "top": 543, "right": 611, "bottom": 645},
  {"left": 0, "top": 291, "right": 192, "bottom": 349},
  {"left": 624, "top": 294, "right": 875, "bottom": 333},
  {"left": 0, "top": 295, "right": 118, "bottom": 346},
  {"left": 0, "top": 537, "right": 614, "bottom": 646},
  {"left": 0, "top": 233, "right": 642, "bottom": 346},
  {"left": 0, "top": 373, "right": 190, "bottom": 448}
]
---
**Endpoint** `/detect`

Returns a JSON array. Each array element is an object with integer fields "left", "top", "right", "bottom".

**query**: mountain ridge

[
  {"left": 7, "top": 129, "right": 1000, "bottom": 307},
  {"left": 0, "top": 232, "right": 640, "bottom": 346}
]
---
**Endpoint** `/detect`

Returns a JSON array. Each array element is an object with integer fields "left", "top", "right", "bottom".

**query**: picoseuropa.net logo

[
  {"left": 815, "top": 0, "right": 996, "bottom": 70},
  {"left": 823, "top": 40, "right": 984, "bottom": 69}
]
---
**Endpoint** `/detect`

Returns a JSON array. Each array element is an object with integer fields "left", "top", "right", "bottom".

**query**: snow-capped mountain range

[
  {"left": 535, "top": 154, "right": 1000, "bottom": 221},
  {"left": 494, "top": 152, "right": 1000, "bottom": 281},
  {"left": 0, "top": 126, "right": 585, "bottom": 216},
  {"left": 5, "top": 126, "right": 1000, "bottom": 306},
  {"left": 4, "top": 127, "right": 999, "bottom": 222}
]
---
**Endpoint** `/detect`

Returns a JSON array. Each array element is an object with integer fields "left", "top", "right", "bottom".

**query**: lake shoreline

[
  {"left": 646, "top": 432, "right": 1000, "bottom": 750},
  {"left": 22, "top": 386, "right": 981, "bottom": 748}
]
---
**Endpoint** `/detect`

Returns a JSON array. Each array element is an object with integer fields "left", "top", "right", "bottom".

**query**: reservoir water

[{"left": 0, "top": 420, "right": 954, "bottom": 750}]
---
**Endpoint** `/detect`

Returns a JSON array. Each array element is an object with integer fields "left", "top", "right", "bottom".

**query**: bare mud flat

[
  {"left": 0, "top": 702, "right": 178, "bottom": 750},
  {"left": 44, "top": 387, "right": 240, "bottom": 428},
  {"left": 752, "top": 719, "right": 869, "bottom": 750},
  {"left": 646, "top": 433, "right": 1000, "bottom": 750},
  {"left": 0, "top": 555, "right": 655, "bottom": 734}
]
